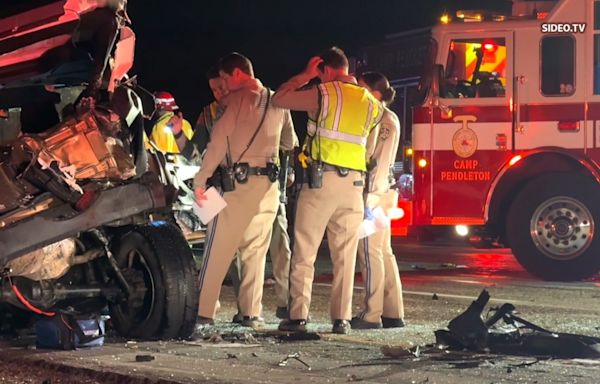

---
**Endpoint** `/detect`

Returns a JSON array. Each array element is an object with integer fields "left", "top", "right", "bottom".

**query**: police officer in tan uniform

[
  {"left": 351, "top": 72, "right": 405, "bottom": 330},
  {"left": 181, "top": 66, "right": 228, "bottom": 160},
  {"left": 194, "top": 52, "right": 296, "bottom": 329},
  {"left": 273, "top": 47, "right": 382, "bottom": 334},
  {"left": 269, "top": 144, "right": 298, "bottom": 320}
]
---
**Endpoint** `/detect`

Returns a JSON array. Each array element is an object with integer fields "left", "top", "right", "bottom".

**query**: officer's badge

[{"left": 379, "top": 127, "right": 391, "bottom": 140}]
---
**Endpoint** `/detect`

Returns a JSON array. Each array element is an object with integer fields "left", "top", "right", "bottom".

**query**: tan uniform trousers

[
  {"left": 269, "top": 203, "right": 292, "bottom": 308},
  {"left": 356, "top": 224, "right": 405, "bottom": 323},
  {"left": 289, "top": 171, "right": 364, "bottom": 322},
  {"left": 229, "top": 202, "right": 290, "bottom": 311},
  {"left": 197, "top": 176, "right": 279, "bottom": 319}
]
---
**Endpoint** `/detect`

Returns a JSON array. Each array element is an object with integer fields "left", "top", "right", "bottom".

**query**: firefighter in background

[
  {"left": 273, "top": 47, "right": 382, "bottom": 334},
  {"left": 351, "top": 72, "right": 405, "bottom": 330},
  {"left": 149, "top": 91, "right": 193, "bottom": 154},
  {"left": 194, "top": 52, "right": 296, "bottom": 329},
  {"left": 181, "top": 67, "right": 228, "bottom": 160}
]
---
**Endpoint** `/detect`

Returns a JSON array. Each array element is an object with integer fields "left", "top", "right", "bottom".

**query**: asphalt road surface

[{"left": 1, "top": 240, "right": 600, "bottom": 384}]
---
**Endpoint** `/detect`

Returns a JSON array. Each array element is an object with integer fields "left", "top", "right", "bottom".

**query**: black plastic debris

[
  {"left": 275, "top": 332, "right": 321, "bottom": 342},
  {"left": 436, "top": 289, "right": 600, "bottom": 359},
  {"left": 135, "top": 354, "right": 155, "bottom": 362}
]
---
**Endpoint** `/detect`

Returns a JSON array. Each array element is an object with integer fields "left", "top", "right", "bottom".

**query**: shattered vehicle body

[{"left": 0, "top": 0, "right": 198, "bottom": 340}]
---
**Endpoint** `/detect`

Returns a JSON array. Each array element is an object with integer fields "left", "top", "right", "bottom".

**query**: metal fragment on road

[{"left": 277, "top": 352, "right": 312, "bottom": 370}]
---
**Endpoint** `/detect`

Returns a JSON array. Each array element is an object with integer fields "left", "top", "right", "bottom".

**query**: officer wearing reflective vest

[
  {"left": 181, "top": 66, "right": 228, "bottom": 161},
  {"left": 273, "top": 47, "right": 382, "bottom": 334}
]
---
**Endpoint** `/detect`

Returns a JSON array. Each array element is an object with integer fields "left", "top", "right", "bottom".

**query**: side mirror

[
  {"left": 431, "top": 64, "right": 453, "bottom": 119},
  {"left": 431, "top": 64, "right": 444, "bottom": 99}
]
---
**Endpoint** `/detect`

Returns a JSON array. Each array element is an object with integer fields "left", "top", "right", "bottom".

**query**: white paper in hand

[
  {"left": 192, "top": 187, "right": 227, "bottom": 224},
  {"left": 372, "top": 207, "right": 391, "bottom": 230},
  {"left": 358, "top": 219, "right": 377, "bottom": 239}
]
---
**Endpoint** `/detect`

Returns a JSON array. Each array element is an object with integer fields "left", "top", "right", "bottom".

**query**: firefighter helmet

[{"left": 154, "top": 91, "right": 178, "bottom": 111}]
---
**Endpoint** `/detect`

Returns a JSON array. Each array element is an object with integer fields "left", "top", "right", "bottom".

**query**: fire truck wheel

[
  {"left": 109, "top": 222, "right": 199, "bottom": 340},
  {"left": 506, "top": 173, "right": 600, "bottom": 281}
]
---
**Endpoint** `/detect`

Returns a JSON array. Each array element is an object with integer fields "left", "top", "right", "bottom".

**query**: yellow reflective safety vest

[
  {"left": 307, "top": 81, "right": 382, "bottom": 171},
  {"left": 148, "top": 111, "right": 193, "bottom": 154}
]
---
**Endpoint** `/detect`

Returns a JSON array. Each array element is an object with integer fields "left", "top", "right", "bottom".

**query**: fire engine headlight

[
  {"left": 418, "top": 159, "right": 428, "bottom": 168},
  {"left": 388, "top": 207, "right": 405, "bottom": 220},
  {"left": 455, "top": 225, "right": 469, "bottom": 237}
]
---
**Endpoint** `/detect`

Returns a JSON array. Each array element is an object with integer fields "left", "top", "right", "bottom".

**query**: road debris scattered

[
  {"left": 435, "top": 289, "right": 600, "bottom": 359},
  {"left": 277, "top": 352, "right": 312, "bottom": 370},
  {"left": 134, "top": 355, "right": 155, "bottom": 362}
]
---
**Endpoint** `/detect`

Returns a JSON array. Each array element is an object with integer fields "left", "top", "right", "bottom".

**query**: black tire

[
  {"left": 506, "top": 172, "right": 600, "bottom": 281},
  {"left": 109, "top": 222, "right": 198, "bottom": 340}
]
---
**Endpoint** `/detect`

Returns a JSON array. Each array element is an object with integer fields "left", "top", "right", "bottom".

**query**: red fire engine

[{"left": 388, "top": 0, "right": 600, "bottom": 281}]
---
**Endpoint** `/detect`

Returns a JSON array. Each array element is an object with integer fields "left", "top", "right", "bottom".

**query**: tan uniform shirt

[
  {"left": 194, "top": 78, "right": 295, "bottom": 189},
  {"left": 368, "top": 108, "right": 400, "bottom": 200}
]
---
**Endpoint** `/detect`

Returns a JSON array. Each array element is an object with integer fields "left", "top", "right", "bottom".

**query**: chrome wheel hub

[{"left": 530, "top": 196, "right": 594, "bottom": 261}]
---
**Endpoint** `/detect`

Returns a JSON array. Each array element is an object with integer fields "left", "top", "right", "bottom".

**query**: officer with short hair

[
  {"left": 352, "top": 71, "right": 405, "bottom": 330},
  {"left": 273, "top": 47, "right": 382, "bottom": 334},
  {"left": 181, "top": 66, "right": 228, "bottom": 161},
  {"left": 194, "top": 52, "right": 296, "bottom": 329}
]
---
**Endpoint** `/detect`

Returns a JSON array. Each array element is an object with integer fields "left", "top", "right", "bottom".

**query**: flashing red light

[
  {"left": 558, "top": 121, "right": 579, "bottom": 132},
  {"left": 509, "top": 155, "right": 522, "bottom": 167}
]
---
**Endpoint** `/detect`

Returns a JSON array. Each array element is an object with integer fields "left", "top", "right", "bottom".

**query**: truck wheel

[
  {"left": 109, "top": 222, "right": 198, "bottom": 340},
  {"left": 506, "top": 173, "right": 600, "bottom": 281}
]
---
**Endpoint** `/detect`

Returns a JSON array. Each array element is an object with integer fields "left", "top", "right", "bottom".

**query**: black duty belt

[
  {"left": 247, "top": 166, "right": 271, "bottom": 176},
  {"left": 321, "top": 163, "right": 363, "bottom": 176},
  {"left": 234, "top": 162, "right": 279, "bottom": 183}
]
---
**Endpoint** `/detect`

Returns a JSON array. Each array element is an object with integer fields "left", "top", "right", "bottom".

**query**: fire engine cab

[{"left": 396, "top": 0, "right": 600, "bottom": 280}]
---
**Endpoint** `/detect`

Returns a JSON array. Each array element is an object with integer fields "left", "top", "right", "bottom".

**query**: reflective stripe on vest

[
  {"left": 310, "top": 81, "right": 382, "bottom": 171},
  {"left": 307, "top": 125, "right": 367, "bottom": 146}
]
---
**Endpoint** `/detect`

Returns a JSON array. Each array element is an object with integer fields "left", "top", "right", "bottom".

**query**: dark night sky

[{"left": 128, "top": 0, "right": 512, "bottom": 122}]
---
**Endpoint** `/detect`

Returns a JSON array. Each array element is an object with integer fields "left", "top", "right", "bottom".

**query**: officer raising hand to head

[{"left": 273, "top": 47, "right": 383, "bottom": 334}]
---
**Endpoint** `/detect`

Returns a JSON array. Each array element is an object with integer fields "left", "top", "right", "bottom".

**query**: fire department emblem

[{"left": 452, "top": 115, "right": 478, "bottom": 158}]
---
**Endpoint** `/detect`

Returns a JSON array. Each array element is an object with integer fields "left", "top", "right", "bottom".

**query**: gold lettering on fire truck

[
  {"left": 440, "top": 159, "right": 491, "bottom": 181},
  {"left": 452, "top": 115, "right": 478, "bottom": 158}
]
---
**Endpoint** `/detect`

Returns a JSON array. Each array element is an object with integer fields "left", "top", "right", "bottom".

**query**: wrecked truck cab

[{"left": 0, "top": 1, "right": 199, "bottom": 340}]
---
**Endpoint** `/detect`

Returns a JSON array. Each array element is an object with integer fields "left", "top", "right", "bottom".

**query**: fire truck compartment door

[{"left": 514, "top": 32, "right": 585, "bottom": 152}]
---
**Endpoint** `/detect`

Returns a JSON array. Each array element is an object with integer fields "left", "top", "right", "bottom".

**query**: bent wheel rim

[
  {"left": 116, "top": 249, "right": 156, "bottom": 324},
  {"left": 530, "top": 196, "right": 594, "bottom": 261}
]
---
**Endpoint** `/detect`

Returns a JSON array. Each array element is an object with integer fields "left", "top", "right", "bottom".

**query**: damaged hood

[{"left": 0, "top": 0, "right": 131, "bottom": 91}]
